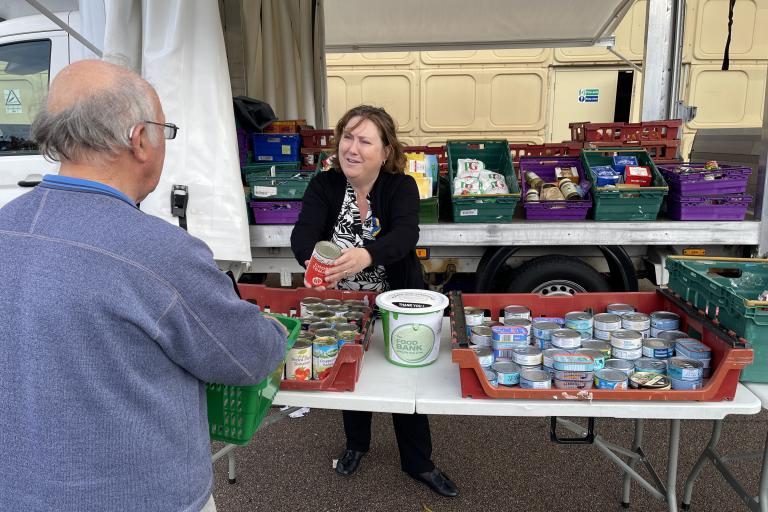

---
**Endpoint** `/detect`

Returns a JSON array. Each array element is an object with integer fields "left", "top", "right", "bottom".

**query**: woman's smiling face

[{"left": 338, "top": 116, "right": 388, "bottom": 182}]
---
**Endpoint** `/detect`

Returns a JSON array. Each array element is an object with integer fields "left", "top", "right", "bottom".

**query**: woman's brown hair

[{"left": 332, "top": 105, "right": 406, "bottom": 174}]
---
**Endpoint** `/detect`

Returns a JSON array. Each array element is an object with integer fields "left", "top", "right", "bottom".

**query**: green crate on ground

[
  {"left": 419, "top": 197, "right": 439, "bottom": 224},
  {"left": 581, "top": 148, "right": 668, "bottom": 221},
  {"left": 206, "top": 315, "right": 300, "bottom": 444},
  {"left": 666, "top": 256, "right": 768, "bottom": 382},
  {"left": 447, "top": 140, "right": 520, "bottom": 223},
  {"left": 245, "top": 168, "right": 316, "bottom": 200}
]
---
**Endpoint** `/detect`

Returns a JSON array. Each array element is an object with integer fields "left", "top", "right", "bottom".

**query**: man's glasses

[{"left": 144, "top": 121, "right": 179, "bottom": 140}]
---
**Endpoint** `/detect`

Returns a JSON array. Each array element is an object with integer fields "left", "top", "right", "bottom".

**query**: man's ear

[{"left": 130, "top": 123, "right": 150, "bottom": 163}]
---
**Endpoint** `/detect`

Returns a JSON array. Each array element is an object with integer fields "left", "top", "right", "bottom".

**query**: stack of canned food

[
  {"left": 285, "top": 297, "right": 372, "bottom": 381},
  {"left": 466, "top": 302, "right": 712, "bottom": 391}
]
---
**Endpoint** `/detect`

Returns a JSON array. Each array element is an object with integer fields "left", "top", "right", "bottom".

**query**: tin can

[
  {"left": 305, "top": 303, "right": 328, "bottom": 317},
  {"left": 576, "top": 330, "right": 592, "bottom": 341},
  {"left": 322, "top": 298, "right": 342, "bottom": 308},
  {"left": 512, "top": 347, "right": 542, "bottom": 366},
  {"left": 492, "top": 324, "right": 530, "bottom": 346},
  {"left": 675, "top": 338, "right": 711, "bottom": 360},
  {"left": 484, "top": 368, "right": 498, "bottom": 386},
  {"left": 465, "top": 307, "right": 485, "bottom": 336},
  {"left": 336, "top": 323, "right": 358, "bottom": 346},
  {"left": 504, "top": 305, "right": 531, "bottom": 321},
  {"left": 501, "top": 318, "right": 531, "bottom": 338},
  {"left": 483, "top": 319, "right": 504, "bottom": 328},
  {"left": 575, "top": 348, "right": 606, "bottom": 370},
  {"left": 642, "top": 338, "right": 675, "bottom": 359},
  {"left": 492, "top": 361, "right": 521, "bottom": 386},
  {"left": 610, "top": 330, "right": 644, "bottom": 350},
  {"left": 593, "top": 329, "right": 613, "bottom": 341},
  {"left": 474, "top": 346, "right": 495, "bottom": 367},
  {"left": 553, "top": 353, "right": 595, "bottom": 372},
  {"left": 327, "top": 304, "right": 349, "bottom": 316},
  {"left": 594, "top": 368, "right": 629, "bottom": 390},
  {"left": 314, "top": 310, "right": 334, "bottom": 321},
  {"left": 312, "top": 336, "right": 339, "bottom": 379},
  {"left": 622, "top": 313, "right": 651, "bottom": 331},
  {"left": 564, "top": 312, "right": 593, "bottom": 331},
  {"left": 558, "top": 178, "right": 581, "bottom": 200},
  {"left": 534, "top": 316, "right": 565, "bottom": 326},
  {"left": 554, "top": 378, "right": 593, "bottom": 390},
  {"left": 308, "top": 321, "right": 331, "bottom": 335},
  {"left": 650, "top": 311, "right": 680, "bottom": 332},
  {"left": 532, "top": 337, "right": 552, "bottom": 350},
  {"left": 554, "top": 369, "right": 593, "bottom": 381},
  {"left": 593, "top": 313, "right": 622, "bottom": 332},
  {"left": 493, "top": 348, "right": 515, "bottom": 362},
  {"left": 634, "top": 357, "right": 668, "bottom": 374},
  {"left": 611, "top": 346, "right": 643, "bottom": 360},
  {"left": 668, "top": 358, "right": 704, "bottom": 381},
  {"left": 520, "top": 369, "right": 552, "bottom": 389},
  {"left": 606, "top": 303, "right": 635, "bottom": 317},
  {"left": 657, "top": 330, "right": 689, "bottom": 342},
  {"left": 532, "top": 321, "right": 560, "bottom": 340},
  {"left": 542, "top": 348, "right": 566, "bottom": 368},
  {"left": 670, "top": 376, "right": 703, "bottom": 390},
  {"left": 582, "top": 340, "right": 612, "bottom": 358},
  {"left": 326, "top": 316, "right": 347, "bottom": 328},
  {"left": 305, "top": 241, "right": 342, "bottom": 287},
  {"left": 630, "top": 372, "right": 671, "bottom": 390},
  {"left": 315, "top": 328, "right": 339, "bottom": 342},
  {"left": 604, "top": 358, "right": 635, "bottom": 376},
  {"left": 300, "top": 297, "right": 323, "bottom": 318},
  {"left": 344, "top": 311, "right": 365, "bottom": 330},
  {"left": 300, "top": 315, "right": 320, "bottom": 330},
  {"left": 470, "top": 325, "right": 493, "bottom": 347},
  {"left": 286, "top": 339, "right": 313, "bottom": 380},
  {"left": 551, "top": 329, "right": 582, "bottom": 349}
]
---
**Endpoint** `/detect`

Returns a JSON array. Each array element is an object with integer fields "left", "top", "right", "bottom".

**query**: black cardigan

[{"left": 290, "top": 170, "right": 425, "bottom": 290}]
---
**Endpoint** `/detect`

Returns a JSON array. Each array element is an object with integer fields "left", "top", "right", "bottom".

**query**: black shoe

[
  {"left": 407, "top": 468, "right": 459, "bottom": 497},
  {"left": 335, "top": 449, "right": 366, "bottom": 476}
]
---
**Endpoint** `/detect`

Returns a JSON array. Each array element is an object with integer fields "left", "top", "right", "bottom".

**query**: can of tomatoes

[{"left": 305, "top": 241, "right": 342, "bottom": 287}]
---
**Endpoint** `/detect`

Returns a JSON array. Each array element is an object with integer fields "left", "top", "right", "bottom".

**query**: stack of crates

[
  {"left": 299, "top": 128, "right": 336, "bottom": 171},
  {"left": 569, "top": 120, "right": 683, "bottom": 165}
]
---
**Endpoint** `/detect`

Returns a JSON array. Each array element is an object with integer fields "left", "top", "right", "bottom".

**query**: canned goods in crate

[
  {"left": 593, "top": 313, "right": 622, "bottom": 332},
  {"left": 658, "top": 330, "right": 689, "bottom": 342},
  {"left": 308, "top": 321, "right": 331, "bottom": 334},
  {"left": 551, "top": 329, "right": 582, "bottom": 349},
  {"left": 594, "top": 368, "right": 629, "bottom": 390},
  {"left": 582, "top": 340, "right": 612, "bottom": 357},
  {"left": 473, "top": 346, "right": 494, "bottom": 368},
  {"left": 336, "top": 323, "right": 358, "bottom": 346},
  {"left": 622, "top": 313, "right": 651, "bottom": 332},
  {"left": 630, "top": 372, "right": 671, "bottom": 390},
  {"left": 464, "top": 307, "right": 485, "bottom": 336},
  {"left": 670, "top": 376, "right": 703, "bottom": 390},
  {"left": 312, "top": 336, "right": 339, "bottom": 379},
  {"left": 674, "top": 338, "right": 712, "bottom": 360},
  {"left": 532, "top": 321, "right": 560, "bottom": 341},
  {"left": 286, "top": 339, "right": 312, "bottom": 380},
  {"left": 553, "top": 353, "right": 595, "bottom": 372},
  {"left": 650, "top": 311, "right": 680, "bottom": 332},
  {"left": 344, "top": 311, "right": 365, "bottom": 330},
  {"left": 668, "top": 358, "right": 704, "bottom": 381},
  {"left": 604, "top": 358, "right": 635, "bottom": 376},
  {"left": 554, "top": 369, "right": 593, "bottom": 381},
  {"left": 492, "top": 361, "right": 521, "bottom": 386},
  {"left": 512, "top": 347, "right": 542, "bottom": 366},
  {"left": 610, "top": 330, "right": 643, "bottom": 350},
  {"left": 305, "top": 303, "right": 328, "bottom": 317},
  {"left": 593, "top": 329, "right": 613, "bottom": 341},
  {"left": 606, "top": 303, "right": 635, "bottom": 316},
  {"left": 612, "top": 346, "right": 643, "bottom": 360},
  {"left": 542, "top": 348, "right": 566, "bottom": 368},
  {"left": 300, "top": 315, "right": 320, "bottom": 330},
  {"left": 554, "top": 378, "right": 593, "bottom": 390},
  {"left": 492, "top": 324, "right": 530, "bottom": 345},
  {"left": 642, "top": 338, "right": 675, "bottom": 359},
  {"left": 504, "top": 305, "right": 531, "bottom": 321},
  {"left": 564, "top": 312, "right": 593, "bottom": 331},
  {"left": 520, "top": 369, "right": 552, "bottom": 389},
  {"left": 484, "top": 368, "right": 499, "bottom": 386},
  {"left": 470, "top": 325, "right": 493, "bottom": 347},
  {"left": 575, "top": 348, "right": 606, "bottom": 370},
  {"left": 634, "top": 357, "right": 668, "bottom": 374},
  {"left": 305, "top": 241, "right": 342, "bottom": 287},
  {"left": 315, "top": 328, "right": 338, "bottom": 342},
  {"left": 300, "top": 297, "right": 323, "bottom": 317}
]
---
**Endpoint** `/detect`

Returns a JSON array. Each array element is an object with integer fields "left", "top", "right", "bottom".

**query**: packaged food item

[
  {"left": 456, "top": 158, "right": 486, "bottom": 178},
  {"left": 540, "top": 183, "right": 565, "bottom": 201},
  {"left": 524, "top": 171, "right": 545, "bottom": 191},
  {"left": 625, "top": 165, "right": 652, "bottom": 186},
  {"left": 612, "top": 155, "right": 638, "bottom": 174},
  {"left": 558, "top": 178, "right": 581, "bottom": 200},
  {"left": 704, "top": 160, "right": 719, "bottom": 170},
  {"left": 525, "top": 188, "right": 540, "bottom": 201},
  {"left": 591, "top": 165, "right": 622, "bottom": 187},
  {"left": 555, "top": 166, "right": 579, "bottom": 184}
]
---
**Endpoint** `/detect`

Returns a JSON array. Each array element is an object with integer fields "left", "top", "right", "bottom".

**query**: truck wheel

[{"left": 505, "top": 255, "right": 611, "bottom": 296}]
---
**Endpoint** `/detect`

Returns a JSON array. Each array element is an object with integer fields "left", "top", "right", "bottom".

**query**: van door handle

[{"left": 18, "top": 173, "right": 43, "bottom": 187}]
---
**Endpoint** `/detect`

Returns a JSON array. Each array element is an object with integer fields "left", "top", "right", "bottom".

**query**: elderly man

[{"left": 0, "top": 60, "right": 287, "bottom": 512}]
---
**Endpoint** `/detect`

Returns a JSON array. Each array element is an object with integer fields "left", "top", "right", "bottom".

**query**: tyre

[{"left": 505, "top": 255, "right": 611, "bottom": 295}]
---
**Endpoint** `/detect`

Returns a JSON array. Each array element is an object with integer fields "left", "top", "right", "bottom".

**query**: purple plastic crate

[
  {"left": 665, "top": 193, "right": 751, "bottom": 221},
  {"left": 658, "top": 163, "right": 751, "bottom": 196},
  {"left": 237, "top": 129, "right": 249, "bottom": 167},
  {"left": 249, "top": 200, "right": 302, "bottom": 224},
  {"left": 519, "top": 156, "right": 592, "bottom": 220}
]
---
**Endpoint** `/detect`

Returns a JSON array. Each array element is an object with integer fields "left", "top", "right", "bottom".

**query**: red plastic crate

[
  {"left": 450, "top": 289, "right": 752, "bottom": 401},
  {"left": 300, "top": 129, "right": 335, "bottom": 148},
  {"left": 509, "top": 142, "right": 584, "bottom": 165},
  {"left": 237, "top": 284, "right": 378, "bottom": 392},
  {"left": 264, "top": 120, "right": 308, "bottom": 134},
  {"left": 585, "top": 140, "right": 680, "bottom": 160},
  {"left": 570, "top": 120, "right": 682, "bottom": 143}
]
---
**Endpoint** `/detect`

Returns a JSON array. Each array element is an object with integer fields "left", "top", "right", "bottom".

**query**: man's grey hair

[{"left": 31, "top": 76, "right": 160, "bottom": 163}]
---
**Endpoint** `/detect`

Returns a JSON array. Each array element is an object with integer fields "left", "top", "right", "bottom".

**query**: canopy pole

[{"left": 25, "top": 0, "right": 103, "bottom": 57}]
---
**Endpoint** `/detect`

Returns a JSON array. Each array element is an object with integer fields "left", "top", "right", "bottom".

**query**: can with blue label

[
  {"left": 582, "top": 340, "right": 612, "bottom": 358},
  {"left": 513, "top": 347, "right": 542, "bottom": 366},
  {"left": 668, "top": 358, "right": 704, "bottom": 381},
  {"left": 504, "top": 305, "right": 531, "bottom": 322},
  {"left": 594, "top": 368, "right": 629, "bottom": 389},
  {"left": 553, "top": 353, "right": 595, "bottom": 372},
  {"left": 534, "top": 316, "right": 566, "bottom": 326},
  {"left": 610, "top": 330, "right": 643, "bottom": 350},
  {"left": 605, "top": 358, "right": 635, "bottom": 376},
  {"left": 674, "top": 338, "right": 711, "bottom": 360},
  {"left": 650, "top": 311, "right": 680, "bottom": 332},
  {"left": 493, "top": 361, "right": 521, "bottom": 386},
  {"left": 593, "top": 313, "right": 622, "bottom": 332},
  {"left": 532, "top": 321, "right": 560, "bottom": 341},
  {"left": 465, "top": 307, "right": 485, "bottom": 336},
  {"left": 492, "top": 323, "right": 530, "bottom": 346},
  {"left": 658, "top": 330, "right": 689, "bottom": 342},
  {"left": 565, "top": 312, "right": 594, "bottom": 332},
  {"left": 634, "top": 357, "right": 668, "bottom": 374},
  {"left": 520, "top": 369, "right": 552, "bottom": 389},
  {"left": 575, "top": 348, "right": 606, "bottom": 370},
  {"left": 642, "top": 338, "right": 675, "bottom": 359},
  {"left": 670, "top": 376, "right": 703, "bottom": 390},
  {"left": 607, "top": 303, "right": 635, "bottom": 316},
  {"left": 551, "top": 329, "right": 582, "bottom": 349},
  {"left": 473, "top": 346, "right": 494, "bottom": 368},
  {"left": 470, "top": 325, "right": 493, "bottom": 347}
]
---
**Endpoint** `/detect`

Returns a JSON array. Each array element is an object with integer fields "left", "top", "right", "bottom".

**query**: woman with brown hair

[{"left": 290, "top": 105, "right": 457, "bottom": 497}]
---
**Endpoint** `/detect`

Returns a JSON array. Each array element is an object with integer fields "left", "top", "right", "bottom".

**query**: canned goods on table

[
  {"left": 551, "top": 329, "right": 582, "bottom": 349},
  {"left": 300, "top": 297, "right": 323, "bottom": 317},
  {"left": 593, "top": 313, "right": 622, "bottom": 332},
  {"left": 504, "top": 305, "right": 531, "bottom": 321},
  {"left": 630, "top": 372, "right": 671, "bottom": 390},
  {"left": 606, "top": 303, "right": 635, "bottom": 316},
  {"left": 650, "top": 311, "right": 680, "bottom": 332},
  {"left": 564, "top": 312, "right": 593, "bottom": 332},
  {"left": 520, "top": 369, "right": 552, "bottom": 389},
  {"left": 575, "top": 348, "right": 606, "bottom": 370},
  {"left": 512, "top": 347, "right": 542, "bottom": 366},
  {"left": 531, "top": 321, "right": 560, "bottom": 341},
  {"left": 610, "top": 330, "right": 644, "bottom": 350},
  {"left": 470, "top": 325, "right": 493, "bottom": 347},
  {"left": 611, "top": 346, "right": 643, "bottom": 360},
  {"left": 634, "top": 357, "right": 668, "bottom": 374},
  {"left": 286, "top": 339, "right": 312, "bottom": 380},
  {"left": 594, "top": 368, "right": 629, "bottom": 390},
  {"left": 642, "top": 338, "right": 675, "bottom": 359},
  {"left": 621, "top": 313, "right": 651, "bottom": 332},
  {"left": 492, "top": 361, "right": 521, "bottom": 386},
  {"left": 472, "top": 346, "right": 494, "bottom": 367},
  {"left": 668, "top": 358, "right": 704, "bottom": 381},
  {"left": 312, "top": 336, "right": 339, "bottom": 379},
  {"left": 604, "top": 358, "right": 635, "bottom": 376},
  {"left": 484, "top": 368, "right": 499, "bottom": 386}
]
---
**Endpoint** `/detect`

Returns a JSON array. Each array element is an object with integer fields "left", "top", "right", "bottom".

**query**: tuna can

[
  {"left": 484, "top": 368, "right": 498, "bottom": 386},
  {"left": 474, "top": 346, "right": 495, "bottom": 368},
  {"left": 308, "top": 321, "right": 331, "bottom": 335},
  {"left": 622, "top": 313, "right": 651, "bottom": 332},
  {"left": 593, "top": 329, "right": 613, "bottom": 341},
  {"left": 575, "top": 348, "right": 606, "bottom": 370},
  {"left": 504, "top": 305, "right": 531, "bottom": 321},
  {"left": 576, "top": 329, "right": 592, "bottom": 341},
  {"left": 300, "top": 297, "right": 323, "bottom": 317},
  {"left": 594, "top": 368, "right": 629, "bottom": 390},
  {"left": 305, "top": 242, "right": 342, "bottom": 287},
  {"left": 604, "top": 358, "right": 635, "bottom": 376},
  {"left": 512, "top": 347, "right": 543, "bottom": 366},
  {"left": 312, "top": 336, "right": 339, "bottom": 379},
  {"left": 322, "top": 298, "right": 342, "bottom": 308},
  {"left": 286, "top": 339, "right": 313, "bottom": 380},
  {"left": 642, "top": 338, "right": 675, "bottom": 359},
  {"left": 634, "top": 357, "right": 668, "bottom": 374},
  {"left": 554, "top": 369, "right": 593, "bottom": 381},
  {"left": 326, "top": 316, "right": 347, "bottom": 328},
  {"left": 606, "top": 303, "right": 635, "bottom": 316},
  {"left": 470, "top": 325, "right": 493, "bottom": 347},
  {"left": 611, "top": 346, "right": 643, "bottom": 360},
  {"left": 532, "top": 337, "right": 552, "bottom": 350},
  {"left": 492, "top": 324, "right": 530, "bottom": 345},
  {"left": 553, "top": 353, "right": 595, "bottom": 372},
  {"left": 639, "top": 329, "right": 651, "bottom": 339},
  {"left": 564, "top": 312, "right": 593, "bottom": 332},
  {"left": 554, "top": 378, "right": 593, "bottom": 390},
  {"left": 658, "top": 330, "right": 689, "bottom": 342},
  {"left": 610, "top": 330, "right": 644, "bottom": 350},
  {"left": 542, "top": 348, "right": 565, "bottom": 368},
  {"left": 483, "top": 319, "right": 504, "bottom": 328},
  {"left": 668, "top": 358, "right": 704, "bottom": 381},
  {"left": 532, "top": 321, "right": 560, "bottom": 341},
  {"left": 327, "top": 304, "right": 350, "bottom": 316},
  {"left": 336, "top": 323, "right": 358, "bottom": 346},
  {"left": 630, "top": 372, "right": 671, "bottom": 390},
  {"left": 551, "top": 329, "right": 582, "bottom": 349},
  {"left": 464, "top": 307, "right": 486, "bottom": 336},
  {"left": 670, "top": 376, "right": 703, "bottom": 390},
  {"left": 650, "top": 311, "right": 680, "bottom": 332},
  {"left": 344, "top": 311, "right": 365, "bottom": 331},
  {"left": 534, "top": 316, "right": 566, "bottom": 326},
  {"left": 675, "top": 338, "right": 712, "bottom": 360},
  {"left": 542, "top": 365, "right": 556, "bottom": 379},
  {"left": 582, "top": 340, "right": 612, "bottom": 358},
  {"left": 300, "top": 316, "right": 320, "bottom": 330},
  {"left": 520, "top": 369, "right": 552, "bottom": 389},
  {"left": 305, "top": 303, "right": 329, "bottom": 317},
  {"left": 492, "top": 361, "right": 521, "bottom": 386},
  {"left": 519, "top": 363, "right": 543, "bottom": 372},
  {"left": 493, "top": 348, "right": 515, "bottom": 362},
  {"left": 593, "top": 313, "right": 622, "bottom": 332}
]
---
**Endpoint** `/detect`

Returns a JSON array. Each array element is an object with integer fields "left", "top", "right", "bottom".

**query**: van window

[{"left": 0, "top": 40, "right": 51, "bottom": 155}]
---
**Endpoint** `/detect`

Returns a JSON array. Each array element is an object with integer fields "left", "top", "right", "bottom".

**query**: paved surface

[{"left": 211, "top": 406, "right": 768, "bottom": 512}]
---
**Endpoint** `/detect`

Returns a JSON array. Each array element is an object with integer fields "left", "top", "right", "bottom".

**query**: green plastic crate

[
  {"left": 206, "top": 315, "right": 300, "bottom": 444},
  {"left": 245, "top": 168, "right": 316, "bottom": 200},
  {"left": 666, "top": 256, "right": 768, "bottom": 382},
  {"left": 581, "top": 148, "right": 668, "bottom": 221},
  {"left": 242, "top": 161, "right": 301, "bottom": 180},
  {"left": 447, "top": 140, "right": 520, "bottom": 223},
  {"left": 419, "top": 196, "right": 439, "bottom": 224}
]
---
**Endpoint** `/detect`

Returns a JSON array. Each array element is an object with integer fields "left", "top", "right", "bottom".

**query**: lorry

[{"left": 0, "top": 0, "right": 766, "bottom": 295}]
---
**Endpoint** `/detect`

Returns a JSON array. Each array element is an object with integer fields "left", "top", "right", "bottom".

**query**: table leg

[
  {"left": 666, "top": 419, "right": 682, "bottom": 512},
  {"left": 622, "top": 418, "right": 645, "bottom": 508},
  {"left": 682, "top": 419, "right": 722, "bottom": 510}
]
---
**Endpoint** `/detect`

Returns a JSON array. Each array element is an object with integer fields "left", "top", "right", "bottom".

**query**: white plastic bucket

[{"left": 375, "top": 289, "right": 448, "bottom": 367}]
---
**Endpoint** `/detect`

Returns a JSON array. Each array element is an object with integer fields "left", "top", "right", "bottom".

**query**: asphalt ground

[{"left": 211, "top": 407, "right": 768, "bottom": 512}]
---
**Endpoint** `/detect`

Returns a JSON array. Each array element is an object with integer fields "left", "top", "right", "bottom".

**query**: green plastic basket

[
  {"left": 245, "top": 169, "right": 316, "bottom": 200},
  {"left": 419, "top": 197, "right": 439, "bottom": 224},
  {"left": 242, "top": 161, "right": 301, "bottom": 181},
  {"left": 206, "top": 315, "right": 300, "bottom": 444},
  {"left": 666, "top": 256, "right": 768, "bottom": 382},
  {"left": 581, "top": 148, "right": 668, "bottom": 221},
  {"left": 447, "top": 140, "right": 520, "bottom": 223}
]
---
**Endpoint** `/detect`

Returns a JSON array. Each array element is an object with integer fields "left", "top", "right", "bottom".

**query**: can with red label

[{"left": 305, "top": 241, "right": 342, "bottom": 287}]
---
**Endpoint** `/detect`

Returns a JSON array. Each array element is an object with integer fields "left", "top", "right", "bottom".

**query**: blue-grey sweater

[{"left": 0, "top": 179, "right": 287, "bottom": 512}]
